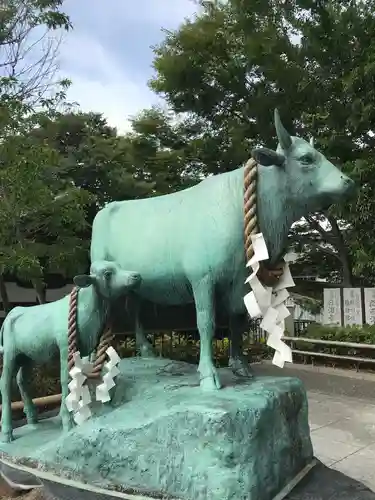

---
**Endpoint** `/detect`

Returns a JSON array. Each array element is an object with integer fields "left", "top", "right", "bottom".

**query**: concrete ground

[{"left": 254, "top": 362, "right": 375, "bottom": 491}]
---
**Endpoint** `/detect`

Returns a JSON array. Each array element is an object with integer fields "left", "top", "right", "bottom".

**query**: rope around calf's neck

[{"left": 67, "top": 286, "right": 113, "bottom": 379}]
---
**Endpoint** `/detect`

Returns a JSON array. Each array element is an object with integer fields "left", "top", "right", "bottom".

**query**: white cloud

[
  {"left": 59, "top": 32, "right": 163, "bottom": 133},
  {"left": 115, "top": 0, "right": 198, "bottom": 25},
  {"left": 65, "top": 75, "right": 161, "bottom": 134},
  {"left": 57, "top": 0, "right": 198, "bottom": 133}
]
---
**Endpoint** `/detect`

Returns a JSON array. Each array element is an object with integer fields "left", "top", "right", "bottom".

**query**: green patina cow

[{"left": 90, "top": 110, "right": 355, "bottom": 391}]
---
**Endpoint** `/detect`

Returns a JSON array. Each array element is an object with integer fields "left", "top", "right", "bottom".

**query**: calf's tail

[
  {"left": 0, "top": 319, "right": 5, "bottom": 354},
  {"left": 0, "top": 322, "right": 4, "bottom": 354}
]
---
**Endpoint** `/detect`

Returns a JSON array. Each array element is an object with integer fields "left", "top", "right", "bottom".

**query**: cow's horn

[
  {"left": 310, "top": 136, "right": 314, "bottom": 147},
  {"left": 274, "top": 108, "right": 292, "bottom": 151}
]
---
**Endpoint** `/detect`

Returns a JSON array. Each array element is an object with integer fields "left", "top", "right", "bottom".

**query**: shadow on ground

[{"left": 287, "top": 461, "right": 375, "bottom": 499}]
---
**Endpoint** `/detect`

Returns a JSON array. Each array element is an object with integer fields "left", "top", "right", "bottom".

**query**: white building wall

[{"left": 0, "top": 282, "right": 73, "bottom": 317}]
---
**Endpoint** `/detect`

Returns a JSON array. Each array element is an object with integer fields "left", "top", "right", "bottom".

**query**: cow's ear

[
  {"left": 73, "top": 274, "right": 94, "bottom": 288},
  {"left": 252, "top": 147, "right": 285, "bottom": 167}
]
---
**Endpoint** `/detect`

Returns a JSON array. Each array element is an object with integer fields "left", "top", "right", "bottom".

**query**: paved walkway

[{"left": 254, "top": 362, "right": 375, "bottom": 491}]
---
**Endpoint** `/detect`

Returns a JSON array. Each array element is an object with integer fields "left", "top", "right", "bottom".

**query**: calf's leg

[
  {"left": 16, "top": 360, "right": 38, "bottom": 425},
  {"left": 193, "top": 279, "right": 221, "bottom": 390},
  {"left": 0, "top": 353, "right": 16, "bottom": 442},
  {"left": 228, "top": 313, "right": 253, "bottom": 377}
]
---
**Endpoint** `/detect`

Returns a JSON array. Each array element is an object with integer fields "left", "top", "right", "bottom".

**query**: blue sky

[{"left": 58, "top": 0, "right": 198, "bottom": 133}]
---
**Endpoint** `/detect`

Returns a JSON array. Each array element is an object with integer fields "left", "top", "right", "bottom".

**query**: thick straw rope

[
  {"left": 244, "top": 158, "right": 284, "bottom": 285},
  {"left": 67, "top": 286, "right": 113, "bottom": 379},
  {"left": 244, "top": 158, "right": 259, "bottom": 262}
]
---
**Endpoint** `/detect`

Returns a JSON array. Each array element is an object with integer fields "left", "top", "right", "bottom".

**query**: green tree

[
  {"left": 289, "top": 214, "right": 353, "bottom": 286},
  {"left": 148, "top": 0, "right": 375, "bottom": 285},
  {"left": 0, "top": 0, "right": 71, "bottom": 103},
  {"left": 0, "top": 129, "right": 92, "bottom": 308},
  {"left": 31, "top": 109, "right": 204, "bottom": 226},
  {"left": 0, "top": 0, "right": 91, "bottom": 308},
  {"left": 30, "top": 112, "right": 156, "bottom": 228},
  {"left": 128, "top": 108, "right": 204, "bottom": 193}
]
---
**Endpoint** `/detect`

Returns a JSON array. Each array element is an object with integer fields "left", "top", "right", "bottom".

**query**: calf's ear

[
  {"left": 73, "top": 274, "right": 94, "bottom": 288},
  {"left": 252, "top": 147, "right": 285, "bottom": 167}
]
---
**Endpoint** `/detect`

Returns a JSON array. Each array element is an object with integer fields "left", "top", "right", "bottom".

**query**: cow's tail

[{"left": 90, "top": 204, "right": 111, "bottom": 263}]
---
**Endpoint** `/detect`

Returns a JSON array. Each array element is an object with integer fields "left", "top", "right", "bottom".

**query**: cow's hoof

[
  {"left": 62, "top": 424, "right": 74, "bottom": 433},
  {"left": 228, "top": 356, "right": 254, "bottom": 378},
  {"left": 1, "top": 431, "right": 14, "bottom": 443},
  {"left": 198, "top": 366, "right": 222, "bottom": 391},
  {"left": 26, "top": 413, "right": 38, "bottom": 426}
]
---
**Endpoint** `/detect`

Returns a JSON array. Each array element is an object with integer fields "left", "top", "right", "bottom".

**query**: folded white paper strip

[
  {"left": 243, "top": 233, "right": 295, "bottom": 368},
  {"left": 74, "top": 399, "right": 92, "bottom": 426},
  {"left": 66, "top": 352, "right": 93, "bottom": 424},
  {"left": 95, "top": 346, "right": 121, "bottom": 403},
  {"left": 66, "top": 346, "right": 122, "bottom": 422}
]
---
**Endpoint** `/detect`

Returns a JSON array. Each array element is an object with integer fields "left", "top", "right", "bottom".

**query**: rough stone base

[{"left": 0, "top": 358, "right": 313, "bottom": 500}]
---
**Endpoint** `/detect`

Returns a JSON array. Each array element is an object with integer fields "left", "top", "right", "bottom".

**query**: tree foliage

[
  {"left": 30, "top": 112, "right": 153, "bottom": 224},
  {"left": 148, "top": 0, "right": 375, "bottom": 285},
  {"left": 0, "top": 0, "right": 71, "bottom": 103},
  {"left": 0, "top": 1, "right": 87, "bottom": 307},
  {"left": 0, "top": 133, "right": 91, "bottom": 282},
  {"left": 128, "top": 108, "right": 204, "bottom": 192}
]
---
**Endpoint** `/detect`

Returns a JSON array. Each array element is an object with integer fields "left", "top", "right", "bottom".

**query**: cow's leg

[
  {"left": 16, "top": 360, "right": 38, "bottom": 425},
  {"left": 228, "top": 313, "right": 253, "bottom": 378},
  {"left": 0, "top": 353, "right": 16, "bottom": 442},
  {"left": 133, "top": 298, "right": 156, "bottom": 358},
  {"left": 193, "top": 279, "right": 221, "bottom": 390},
  {"left": 135, "top": 318, "right": 156, "bottom": 358},
  {"left": 59, "top": 344, "right": 74, "bottom": 433}
]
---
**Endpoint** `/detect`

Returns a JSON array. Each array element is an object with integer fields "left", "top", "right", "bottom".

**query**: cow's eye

[
  {"left": 300, "top": 154, "right": 315, "bottom": 165},
  {"left": 104, "top": 271, "right": 111, "bottom": 279}
]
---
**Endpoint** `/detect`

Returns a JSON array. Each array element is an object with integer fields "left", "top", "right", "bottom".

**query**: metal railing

[
  {"left": 282, "top": 336, "right": 375, "bottom": 371},
  {"left": 112, "top": 319, "right": 315, "bottom": 365}
]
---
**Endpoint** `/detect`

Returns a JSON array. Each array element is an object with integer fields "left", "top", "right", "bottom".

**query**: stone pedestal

[{"left": 0, "top": 358, "right": 313, "bottom": 500}]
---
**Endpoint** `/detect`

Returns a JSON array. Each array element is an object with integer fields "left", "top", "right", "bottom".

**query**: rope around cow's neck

[
  {"left": 67, "top": 286, "right": 114, "bottom": 379},
  {"left": 244, "top": 158, "right": 284, "bottom": 285},
  {"left": 244, "top": 158, "right": 258, "bottom": 262}
]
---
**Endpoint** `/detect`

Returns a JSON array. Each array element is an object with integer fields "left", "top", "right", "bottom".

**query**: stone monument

[{"left": 0, "top": 109, "right": 356, "bottom": 500}]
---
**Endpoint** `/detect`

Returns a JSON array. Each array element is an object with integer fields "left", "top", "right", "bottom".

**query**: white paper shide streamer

[
  {"left": 66, "top": 352, "right": 93, "bottom": 425},
  {"left": 66, "top": 346, "right": 121, "bottom": 425},
  {"left": 243, "top": 233, "right": 296, "bottom": 368},
  {"left": 96, "top": 346, "right": 121, "bottom": 403}
]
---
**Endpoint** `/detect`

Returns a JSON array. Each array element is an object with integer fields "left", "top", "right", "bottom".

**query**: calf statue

[
  {"left": 90, "top": 109, "right": 355, "bottom": 391},
  {"left": 0, "top": 260, "right": 141, "bottom": 443}
]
